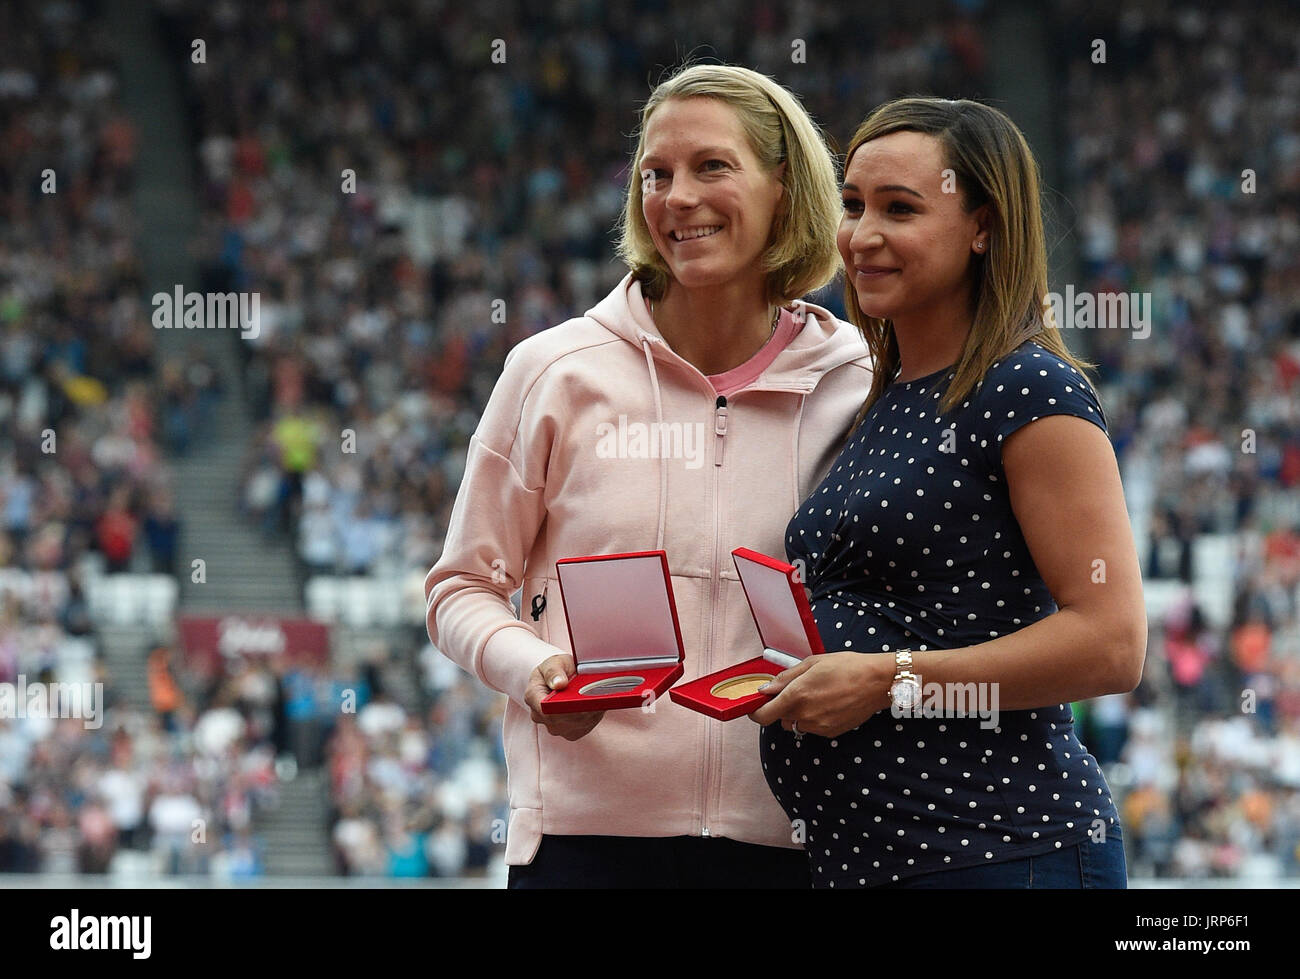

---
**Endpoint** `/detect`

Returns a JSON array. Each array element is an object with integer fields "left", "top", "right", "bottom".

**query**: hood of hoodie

[
  {"left": 585, "top": 272, "right": 868, "bottom": 392},
  {"left": 581, "top": 272, "right": 871, "bottom": 555}
]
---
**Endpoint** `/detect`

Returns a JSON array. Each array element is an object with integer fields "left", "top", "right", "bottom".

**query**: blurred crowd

[
  {"left": 0, "top": 0, "right": 188, "bottom": 586},
  {"left": 0, "top": 0, "right": 285, "bottom": 878},
  {"left": 0, "top": 640, "right": 280, "bottom": 879},
  {"left": 3, "top": 0, "right": 1295, "bottom": 880},
  {"left": 325, "top": 646, "right": 506, "bottom": 877},
  {"left": 1056, "top": 0, "right": 1300, "bottom": 877}
]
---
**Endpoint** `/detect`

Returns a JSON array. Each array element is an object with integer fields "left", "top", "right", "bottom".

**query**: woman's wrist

[{"left": 853, "top": 651, "right": 897, "bottom": 717}]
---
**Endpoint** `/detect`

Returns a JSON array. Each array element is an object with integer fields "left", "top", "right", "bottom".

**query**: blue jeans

[{"left": 876, "top": 828, "right": 1127, "bottom": 889}]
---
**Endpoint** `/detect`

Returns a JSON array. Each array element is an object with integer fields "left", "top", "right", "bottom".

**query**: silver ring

[{"left": 791, "top": 721, "right": 802, "bottom": 740}]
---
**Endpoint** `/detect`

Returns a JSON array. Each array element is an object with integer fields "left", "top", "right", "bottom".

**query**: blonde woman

[
  {"left": 425, "top": 64, "right": 873, "bottom": 887},
  {"left": 752, "top": 98, "right": 1145, "bottom": 888}
]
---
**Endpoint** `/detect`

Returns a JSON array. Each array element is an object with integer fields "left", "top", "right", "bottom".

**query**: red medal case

[
  {"left": 669, "top": 547, "right": 824, "bottom": 720},
  {"left": 539, "top": 550, "right": 686, "bottom": 714}
]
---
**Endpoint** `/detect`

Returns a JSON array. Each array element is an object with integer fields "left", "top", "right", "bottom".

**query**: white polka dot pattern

[{"left": 760, "top": 341, "right": 1119, "bottom": 888}]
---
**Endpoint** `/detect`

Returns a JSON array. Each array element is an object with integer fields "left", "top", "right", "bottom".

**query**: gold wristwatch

[{"left": 888, "top": 649, "right": 922, "bottom": 710}]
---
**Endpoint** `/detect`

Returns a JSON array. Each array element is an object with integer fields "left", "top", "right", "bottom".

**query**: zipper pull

[
  {"left": 701, "top": 826, "right": 711, "bottom": 838},
  {"left": 530, "top": 593, "right": 546, "bottom": 621},
  {"left": 714, "top": 395, "right": 728, "bottom": 467}
]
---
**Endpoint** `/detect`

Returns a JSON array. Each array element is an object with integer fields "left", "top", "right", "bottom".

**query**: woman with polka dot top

[{"left": 750, "top": 98, "right": 1146, "bottom": 889}]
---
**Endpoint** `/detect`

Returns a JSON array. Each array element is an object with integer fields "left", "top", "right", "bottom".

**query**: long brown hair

[{"left": 842, "top": 97, "right": 1094, "bottom": 428}]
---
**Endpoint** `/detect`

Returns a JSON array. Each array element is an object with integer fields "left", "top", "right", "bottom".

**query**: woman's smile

[
  {"left": 853, "top": 264, "right": 899, "bottom": 282},
  {"left": 669, "top": 224, "right": 724, "bottom": 243}
]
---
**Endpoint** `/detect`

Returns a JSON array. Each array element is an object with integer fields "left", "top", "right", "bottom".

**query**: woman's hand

[
  {"left": 749, "top": 652, "right": 893, "bottom": 739},
  {"left": 524, "top": 653, "right": 606, "bottom": 741}
]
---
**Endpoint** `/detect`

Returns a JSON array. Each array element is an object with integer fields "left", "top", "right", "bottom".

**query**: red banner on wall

[{"left": 178, "top": 615, "right": 331, "bottom": 674}]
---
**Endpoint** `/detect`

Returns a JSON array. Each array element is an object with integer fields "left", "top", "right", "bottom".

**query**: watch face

[{"left": 891, "top": 678, "right": 921, "bottom": 710}]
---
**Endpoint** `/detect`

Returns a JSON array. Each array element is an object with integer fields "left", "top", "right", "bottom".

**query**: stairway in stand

[
  {"left": 104, "top": 0, "right": 334, "bottom": 878},
  {"left": 259, "top": 769, "right": 337, "bottom": 877}
]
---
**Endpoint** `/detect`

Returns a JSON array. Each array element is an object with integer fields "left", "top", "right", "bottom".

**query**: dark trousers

[
  {"left": 874, "top": 828, "right": 1127, "bottom": 889},
  {"left": 507, "top": 834, "right": 811, "bottom": 889}
]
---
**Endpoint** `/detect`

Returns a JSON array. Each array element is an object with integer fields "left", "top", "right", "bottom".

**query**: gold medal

[{"left": 710, "top": 673, "right": 776, "bottom": 700}]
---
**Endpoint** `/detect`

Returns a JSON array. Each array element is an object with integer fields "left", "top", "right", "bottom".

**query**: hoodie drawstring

[
  {"left": 791, "top": 392, "right": 808, "bottom": 517},
  {"left": 641, "top": 337, "right": 669, "bottom": 552}
]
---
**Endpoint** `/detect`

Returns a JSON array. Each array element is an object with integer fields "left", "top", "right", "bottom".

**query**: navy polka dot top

[{"left": 761, "top": 340, "right": 1121, "bottom": 888}]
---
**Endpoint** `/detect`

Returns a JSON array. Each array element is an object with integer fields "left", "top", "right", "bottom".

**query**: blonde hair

[
  {"left": 842, "top": 97, "right": 1095, "bottom": 427},
  {"left": 615, "top": 63, "right": 842, "bottom": 306}
]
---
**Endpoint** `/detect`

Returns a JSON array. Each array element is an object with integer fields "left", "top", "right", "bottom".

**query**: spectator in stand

[
  {"left": 141, "top": 488, "right": 180, "bottom": 576},
  {"left": 357, "top": 689, "right": 405, "bottom": 742},
  {"left": 338, "top": 498, "right": 382, "bottom": 575},
  {"left": 97, "top": 756, "right": 147, "bottom": 853},
  {"left": 271, "top": 408, "right": 322, "bottom": 534},
  {"left": 331, "top": 797, "right": 385, "bottom": 876},
  {"left": 1164, "top": 599, "right": 1220, "bottom": 720},
  {"left": 95, "top": 487, "right": 137, "bottom": 573},
  {"left": 147, "top": 644, "right": 185, "bottom": 734},
  {"left": 298, "top": 495, "right": 339, "bottom": 575},
  {"left": 267, "top": 653, "right": 291, "bottom": 762},
  {"left": 148, "top": 776, "right": 205, "bottom": 876},
  {"left": 223, "top": 827, "right": 265, "bottom": 878},
  {"left": 386, "top": 815, "right": 429, "bottom": 878},
  {"left": 76, "top": 796, "right": 118, "bottom": 874},
  {"left": 425, "top": 816, "right": 467, "bottom": 878},
  {"left": 59, "top": 570, "right": 93, "bottom": 638},
  {"left": 284, "top": 660, "right": 331, "bottom": 769},
  {"left": 1231, "top": 608, "right": 1275, "bottom": 730}
]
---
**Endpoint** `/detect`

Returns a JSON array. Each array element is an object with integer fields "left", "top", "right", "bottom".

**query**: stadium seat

[{"left": 306, "top": 576, "right": 341, "bottom": 622}]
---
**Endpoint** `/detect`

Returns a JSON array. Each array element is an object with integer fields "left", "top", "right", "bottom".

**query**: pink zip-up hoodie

[{"left": 424, "top": 272, "right": 872, "bottom": 865}]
